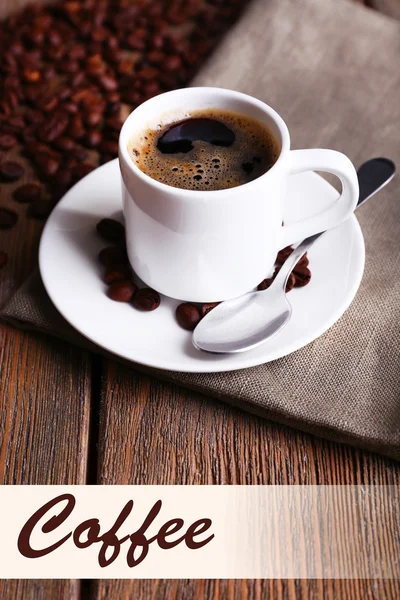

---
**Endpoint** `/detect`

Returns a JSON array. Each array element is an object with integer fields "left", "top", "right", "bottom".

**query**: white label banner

[{"left": 0, "top": 485, "right": 398, "bottom": 578}]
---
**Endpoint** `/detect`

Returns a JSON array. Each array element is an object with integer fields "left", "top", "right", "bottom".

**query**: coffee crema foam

[{"left": 128, "top": 109, "right": 280, "bottom": 191}]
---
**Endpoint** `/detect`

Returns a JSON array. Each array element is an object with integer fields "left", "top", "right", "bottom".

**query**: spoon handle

[{"left": 273, "top": 158, "right": 395, "bottom": 292}]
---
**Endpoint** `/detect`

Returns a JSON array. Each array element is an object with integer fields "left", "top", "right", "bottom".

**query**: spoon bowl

[{"left": 193, "top": 290, "right": 292, "bottom": 354}]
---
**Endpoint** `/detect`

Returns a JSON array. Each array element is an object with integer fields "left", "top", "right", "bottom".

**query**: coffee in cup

[{"left": 128, "top": 109, "right": 279, "bottom": 191}]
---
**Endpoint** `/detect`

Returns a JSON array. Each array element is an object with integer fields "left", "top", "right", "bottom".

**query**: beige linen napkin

[{"left": 2, "top": 0, "right": 400, "bottom": 459}]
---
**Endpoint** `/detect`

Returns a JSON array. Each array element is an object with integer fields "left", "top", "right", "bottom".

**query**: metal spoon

[{"left": 193, "top": 158, "right": 396, "bottom": 354}]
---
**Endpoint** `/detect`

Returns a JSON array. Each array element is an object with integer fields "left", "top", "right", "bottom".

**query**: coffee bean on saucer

[
  {"left": 0, "top": 161, "right": 24, "bottom": 182},
  {"left": 103, "top": 265, "right": 132, "bottom": 285},
  {"left": 257, "top": 271, "right": 296, "bottom": 293},
  {"left": 98, "top": 246, "right": 128, "bottom": 267},
  {"left": 73, "top": 163, "right": 96, "bottom": 181},
  {"left": 284, "top": 271, "right": 296, "bottom": 292},
  {"left": 133, "top": 288, "right": 160, "bottom": 311},
  {"left": 0, "top": 250, "right": 8, "bottom": 269},
  {"left": 176, "top": 302, "right": 201, "bottom": 330},
  {"left": 96, "top": 218, "right": 125, "bottom": 242},
  {"left": 0, "top": 208, "right": 18, "bottom": 229},
  {"left": 276, "top": 249, "right": 309, "bottom": 268},
  {"left": 107, "top": 280, "right": 137, "bottom": 302},
  {"left": 293, "top": 265, "right": 312, "bottom": 287},
  {"left": 276, "top": 246, "right": 294, "bottom": 263},
  {"left": 200, "top": 302, "right": 220, "bottom": 318},
  {"left": 13, "top": 183, "right": 41, "bottom": 203},
  {"left": 257, "top": 277, "right": 274, "bottom": 291}
]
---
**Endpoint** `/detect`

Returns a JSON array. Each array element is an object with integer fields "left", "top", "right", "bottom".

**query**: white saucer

[{"left": 39, "top": 159, "right": 364, "bottom": 373}]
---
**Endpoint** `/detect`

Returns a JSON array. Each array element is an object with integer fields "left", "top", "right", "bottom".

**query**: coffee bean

[
  {"left": 117, "top": 58, "right": 135, "bottom": 75},
  {"left": 69, "top": 148, "right": 88, "bottom": 162},
  {"left": 86, "top": 54, "right": 105, "bottom": 76},
  {"left": 97, "top": 74, "right": 118, "bottom": 92},
  {"left": 0, "top": 208, "right": 18, "bottom": 229},
  {"left": 0, "top": 161, "right": 24, "bottom": 182},
  {"left": 0, "top": 134, "right": 17, "bottom": 149},
  {"left": 85, "top": 130, "right": 102, "bottom": 148},
  {"left": 13, "top": 183, "right": 41, "bottom": 203},
  {"left": 103, "top": 265, "right": 132, "bottom": 284},
  {"left": 126, "top": 34, "right": 146, "bottom": 51},
  {"left": 293, "top": 265, "right": 312, "bottom": 287},
  {"left": 92, "top": 26, "right": 109, "bottom": 43},
  {"left": 73, "top": 163, "right": 96, "bottom": 180},
  {"left": 23, "top": 69, "right": 41, "bottom": 83},
  {"left": 56, "top": 85, "right": 72, "bottom": 102},
  {"left": 63, "top": 102, "right": 79, "bottom": 115},
  {"left": 99, "top": 140, "right": 118, "bottom": 155},
  {"left": 107, "top": 280, "right": 137, "bottom": 302},
  {"left": 39, "top": 94, "right": 58, "bottom": 113},
  {"left": 133, "top": 288, "right": 161, "bottom": 311},
  {"left": 53, "top": 136, "right": 75, "bottom": 153},
  {"left": 69, "top": 44, "right": 86, "bottom": 60},
  {"left": 24, "top": 108, "right": 44, "bottom": 125},
  {"left": 276, "top": 247, "right": 309, "bottom": 268},
  {"left": 98, "top": 245, "right": 128, "bottom": 267},
  {"left": 28, "top": 198, "right": 54, "bottom": 219},
  {"left": 105, "top": 118, "right": 123, "bottom": 132},
  {"left": 1, "top": 116, "right": 24, "bottom": 135},
  {"left": 68, "top": 114, "right": 85, "bottom": 140},
  {"left": 285, "top": 271, "right": 296, "bottom": 292},
  {"left": 69, "top": 72, "right": 84, "bottom": 88},
  {"left": 143, "top": 81, "right": 161, "bottom": 97},
  {"left": 162, "top": 55, "right": 182, "bottom": 71},
  {"left": 99, "top": 154, "right": 114, "bottom": 165},
  {"left": 39, "top": 111, "right": 69, "bottom": 143},
  {"left": 200, "top": 302, "right": 220, "bottom": 318},
  {"left": 258, "top": 270, "right": 296, "bottom": 293},
  {"left": 0, "top": 250, "right": 8, "bottom": 269},
  {"left": 85, "top": 111, "right": 103, "bottom": 127},
  {"left": 48, "top": 30, "right": 62, "bottom": 46},
  {"left": 150, "top": 33, "right": 164, "bottom": 49},
  {"left": 137, "top": 67, "right": 159, "bottom": 81},
  {"left": 96, "top": 218, "right": 125, "bottom": 243},
  {"left": 35, "top": 153, "right": 60, "bottom": 178},
  {"left": 176, "top": 303, "right": 201, "bottom": 330},
  {"left": 257, "top": 277, "right": 274, "bottom": 291}
]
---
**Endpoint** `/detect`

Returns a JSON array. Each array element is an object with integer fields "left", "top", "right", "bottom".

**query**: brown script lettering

[{"left": 17, "top": 493, "right": 214, "bottom": 568}]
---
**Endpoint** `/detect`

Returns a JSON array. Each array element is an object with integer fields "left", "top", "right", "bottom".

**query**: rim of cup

[{"left": 119, "top": 87, "right": 291, "bottom": 198}]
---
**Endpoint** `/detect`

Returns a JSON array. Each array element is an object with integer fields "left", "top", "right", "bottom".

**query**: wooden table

[{"left": 1, "top": 0, "right": 399, "bottom": 598}]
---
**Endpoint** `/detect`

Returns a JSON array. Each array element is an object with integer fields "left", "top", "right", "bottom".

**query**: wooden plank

[
  {"left": 92, "top": 579, "right": 400, "bottom": 600},
  {"left": 0, "top": 69, "right": 91, "bottom": 600},
  {"left": 0, "top": 580, "right": 80, "bottom": 600},
  {"left": 93, "top": 368, "right": 400, "bottom": 599}
]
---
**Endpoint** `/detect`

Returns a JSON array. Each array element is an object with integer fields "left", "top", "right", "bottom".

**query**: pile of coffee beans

[
  {"left": 0, "top": 0, "right": 245, "bottom": 251},
  {"left": 257, "top": 246, "right": 311, "bottom": 293},
  {"left": 97, "top": 218, "right": 161, "bottom": 311},
  {"left": 175, "top": 247, "right": 312, "bottom": 330},
  {"left": 96, "top": 216, "right": 312, "bottom": 329}
]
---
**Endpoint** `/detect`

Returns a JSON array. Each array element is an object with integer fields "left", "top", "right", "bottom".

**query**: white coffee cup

[{"left": 119, "top": 87, "right": 358, "bottom": 302}]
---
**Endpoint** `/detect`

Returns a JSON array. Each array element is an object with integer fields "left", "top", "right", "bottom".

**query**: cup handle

[{"left": 281, "top": 149, "right": 359, "bottom": 247}]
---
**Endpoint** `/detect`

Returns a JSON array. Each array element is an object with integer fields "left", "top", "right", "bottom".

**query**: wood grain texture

[
  {"left": 92, "top": 579, "right": 400, "bottom": 600},
  {"left": 1, "top": 0, "right": 399, "bottom": 598},
  {"left": 92, "top": 368, "right": 400, "bottom": 599},
  {"left": 0, "top": 580, "right": 80, "bottom": 600},
  {"left": 0, "top": 80, "right": 91, "bottom": 600}
]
